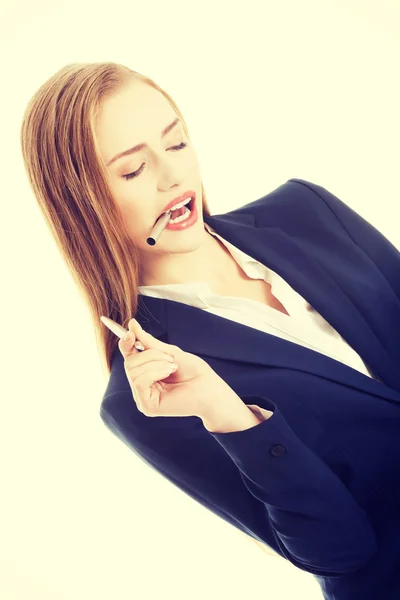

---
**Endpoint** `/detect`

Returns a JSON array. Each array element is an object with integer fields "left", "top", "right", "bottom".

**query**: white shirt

[{"left": 138, "top": 223, "right": 377, "bottom": 423}]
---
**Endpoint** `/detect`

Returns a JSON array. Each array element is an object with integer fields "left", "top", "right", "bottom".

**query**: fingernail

[{"left": 123, "top": 332, "right": 131, "bottom": 341}]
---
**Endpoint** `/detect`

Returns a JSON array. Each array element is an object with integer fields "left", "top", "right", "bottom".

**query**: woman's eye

[{"left": 122, "top": 142, "right": 188, "bottom": 181}]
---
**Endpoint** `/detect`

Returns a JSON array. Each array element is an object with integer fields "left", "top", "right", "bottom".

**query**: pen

[
  {"left": 100, "top": 316, "right": 145, "bottom": 352},
  {"left": 146, "top": 210, "right": 173, "bottom": 246}
]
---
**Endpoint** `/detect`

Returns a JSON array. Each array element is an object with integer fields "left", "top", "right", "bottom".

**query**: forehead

[{"left": 96, "top": 81, "right": 175, "bottom": 151}]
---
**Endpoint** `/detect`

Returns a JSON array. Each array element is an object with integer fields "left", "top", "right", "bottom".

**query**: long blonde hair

[
  {"left": 20, "top": 62, "right": 280, "bottom": 560},
  {"left": 20, "top": 62, "right": 212, "bottom": 379}
]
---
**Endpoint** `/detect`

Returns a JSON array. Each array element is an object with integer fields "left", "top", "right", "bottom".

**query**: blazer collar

[{"left": 133, "top": 209, "right": 400, "bottom": 405}]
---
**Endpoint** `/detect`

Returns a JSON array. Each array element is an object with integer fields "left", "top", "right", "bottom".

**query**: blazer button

[{"left": 269, "top": 445, "right": 286, "bottom": 457}]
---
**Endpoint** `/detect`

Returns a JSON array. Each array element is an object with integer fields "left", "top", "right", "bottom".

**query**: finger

[
  {"left": 128, "top": 359, "right": 178, "bottom": 382},
  {"left": 118, "top": 329, "right": 138, "bottom": 359},
  {"left": 132, "top": 363, "right": 178, "bottom": 415},
  {"left": 125, "top": 349, "right": 176, "bottom": 372},
  {"left": 127, "top": 318, "right": 176, "bottom": 358}
]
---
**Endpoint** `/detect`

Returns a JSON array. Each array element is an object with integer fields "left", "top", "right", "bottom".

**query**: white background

[{"left": 1, "top": 1, "right": 399, "bottom": 598}]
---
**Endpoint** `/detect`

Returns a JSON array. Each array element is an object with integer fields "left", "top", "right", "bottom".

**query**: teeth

[
  {"left": 169, "top": 206, "right": 191, "bottom": 223},
  {"left": 169, "top": 197, "right": 192, "bottom": 212}
]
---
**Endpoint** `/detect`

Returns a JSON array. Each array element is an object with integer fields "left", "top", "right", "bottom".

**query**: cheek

[{"left": 119, "top": 198, "right": 152, "bottom": 232}]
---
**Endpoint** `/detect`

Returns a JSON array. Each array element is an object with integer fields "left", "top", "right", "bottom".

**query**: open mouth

[{"left": 154, "top": 197, "right": 194, "bottom": 226}]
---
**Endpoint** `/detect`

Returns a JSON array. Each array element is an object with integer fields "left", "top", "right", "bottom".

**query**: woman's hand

[{"left": 118, "top": 318, "right": 250, "bottom": 428}]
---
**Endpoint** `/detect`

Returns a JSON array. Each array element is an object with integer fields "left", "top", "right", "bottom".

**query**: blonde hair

[
  {"left": 20, "top": 62, "right": 280, "bottom": 560},
  {"left": 20, "top": 61, "right": 212, "bottom": 379}
]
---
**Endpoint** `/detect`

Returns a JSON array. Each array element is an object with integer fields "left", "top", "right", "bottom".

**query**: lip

[
  {"left": 156, "top": 190, "right": 196, "bottom": 223},
  {"left": 165, "top": 195, "right": 198, "bottom": 231}
]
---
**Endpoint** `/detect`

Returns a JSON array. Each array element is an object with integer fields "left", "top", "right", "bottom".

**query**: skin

[{"left": 95, "top": 80, "right": 236, "bottom": 289}]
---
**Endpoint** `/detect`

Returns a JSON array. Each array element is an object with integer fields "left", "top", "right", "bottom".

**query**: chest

[{"left": 214, "top": 270, "right": 290, "bottom": 316}]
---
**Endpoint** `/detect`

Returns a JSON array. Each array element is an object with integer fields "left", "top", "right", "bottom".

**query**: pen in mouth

[
  {"left": 154, "top": 197, "right": 194, "bottom": 226},
  {"left": 146, "top": 211, "right": 172, "bottom": 246},
  {"left": 146, "top": 195, "right": 197, "bottom": 246}
]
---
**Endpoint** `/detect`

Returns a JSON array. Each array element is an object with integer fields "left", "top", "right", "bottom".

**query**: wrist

[{"left": 202, "top": 406, "right": 265, "bottom": 433}]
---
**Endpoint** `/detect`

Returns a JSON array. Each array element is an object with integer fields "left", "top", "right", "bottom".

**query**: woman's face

[{"left": 95, "top": 80, "right": 208, "bottom": 286}]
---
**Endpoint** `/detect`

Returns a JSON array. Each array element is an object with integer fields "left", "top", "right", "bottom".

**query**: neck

[{"left": 139, "top": 230, "right": 238, "bottom": 288}]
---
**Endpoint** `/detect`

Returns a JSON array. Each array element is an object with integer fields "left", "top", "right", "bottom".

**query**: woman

[{"left": 20, "top": 62, "right": 400, "bottom": 600}]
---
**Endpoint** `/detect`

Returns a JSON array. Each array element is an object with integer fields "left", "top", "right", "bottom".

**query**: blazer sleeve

[
  {"left": 209, "top": 394, "right": 377, "bottom": 578},
  {"left": 290, "top": 179, "right": 400, "bottom": 301},
  {"left": 101, "top": 392, "right": 377, "bottom": 579}
]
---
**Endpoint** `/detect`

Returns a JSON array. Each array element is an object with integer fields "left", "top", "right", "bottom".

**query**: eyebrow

[{"left": 106, "top": 117, "right": 181, "bottom": 167}]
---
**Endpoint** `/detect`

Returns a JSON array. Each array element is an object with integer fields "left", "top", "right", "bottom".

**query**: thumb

[
  {"left": 117, "top": 319, "right": 143, "bottom": 358},
  {"left": 119, "top": 318, "right": 172, "bottom": 357}
]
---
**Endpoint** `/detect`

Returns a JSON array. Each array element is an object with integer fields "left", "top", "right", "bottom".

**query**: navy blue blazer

[{"left": 100, "top": 179, "right": 400, "bottom": 600}]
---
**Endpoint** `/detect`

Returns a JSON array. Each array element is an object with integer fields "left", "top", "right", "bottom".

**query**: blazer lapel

[{"left": 137, "top": 210, "right": 400, "bottom": 406}]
